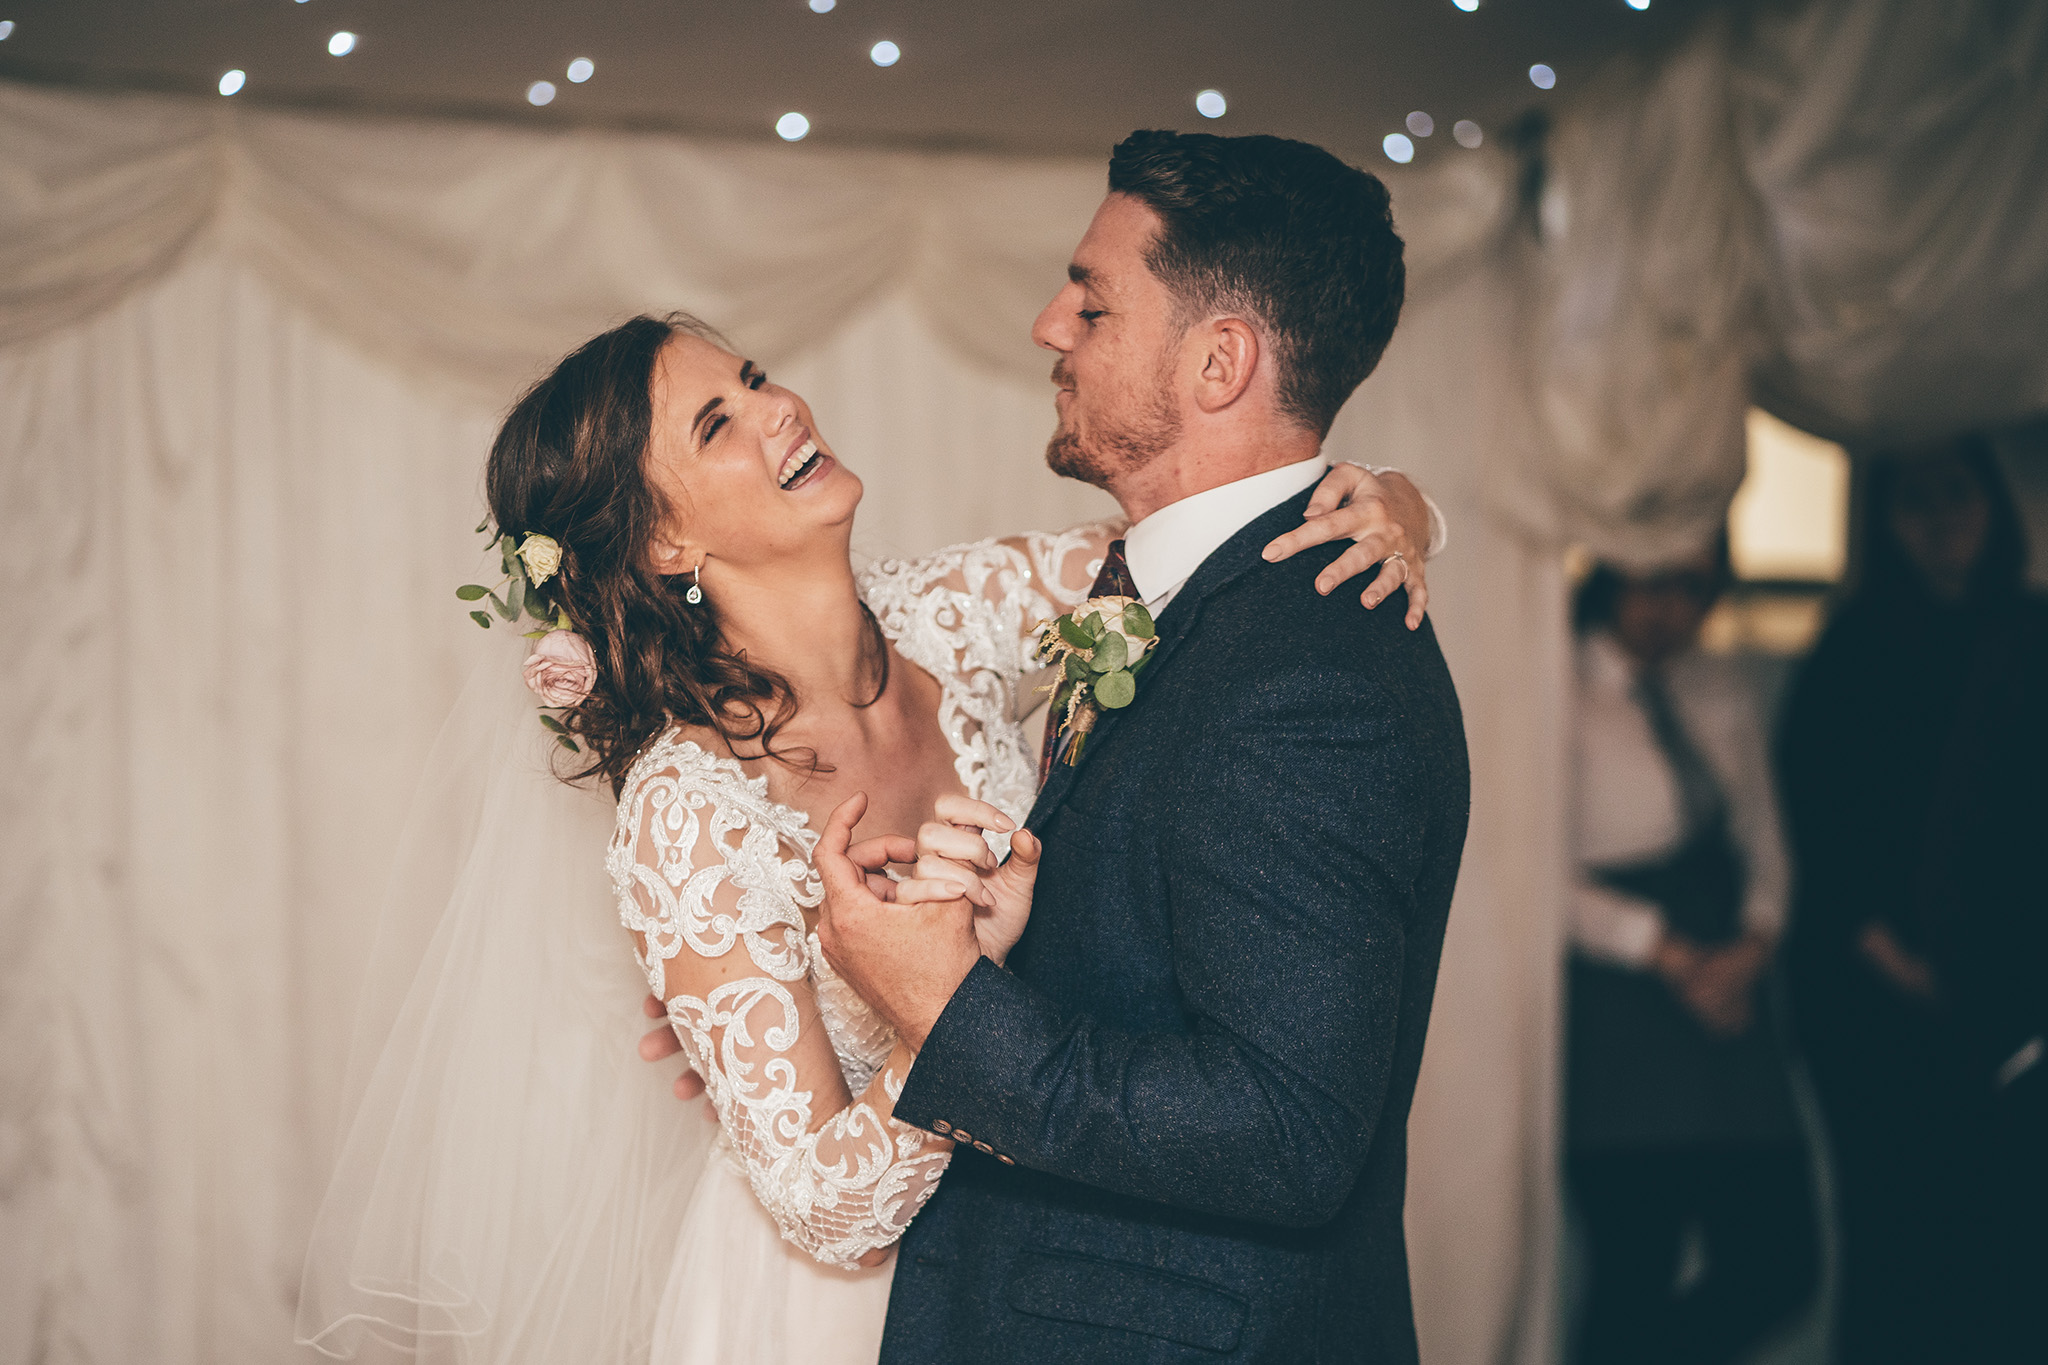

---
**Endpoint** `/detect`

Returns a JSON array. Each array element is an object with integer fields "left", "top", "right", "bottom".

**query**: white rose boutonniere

[{"left": 1033, "top": 594, "right": 1158, "bottom": 767}]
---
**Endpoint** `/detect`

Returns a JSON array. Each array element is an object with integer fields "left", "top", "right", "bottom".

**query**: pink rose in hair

[{"left": 523, "top": 630, "right": 597, "bottom": 707}]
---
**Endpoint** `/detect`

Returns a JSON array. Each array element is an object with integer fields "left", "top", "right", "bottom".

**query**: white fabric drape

[{"left": 5, "top": 2, "right": 2045, "bottom": 1361}]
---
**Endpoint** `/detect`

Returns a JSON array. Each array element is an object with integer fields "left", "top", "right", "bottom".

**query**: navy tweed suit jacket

[{"left": 880, "top": 488, "right": 1471, "bottom": 1364}]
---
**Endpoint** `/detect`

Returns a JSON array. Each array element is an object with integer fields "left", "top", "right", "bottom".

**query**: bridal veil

[{"left": 297, "top": 643, "right": 713, "bottom": 1363}]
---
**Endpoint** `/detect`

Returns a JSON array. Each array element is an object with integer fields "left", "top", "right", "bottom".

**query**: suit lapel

[{"left": 1023, "top": 489, "right": 1319, "bottom": 832}]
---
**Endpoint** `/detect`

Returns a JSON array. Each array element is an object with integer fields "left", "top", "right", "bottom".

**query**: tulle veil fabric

[{"left": 297, "top": 644, "right": 714, "bottom": 1363}]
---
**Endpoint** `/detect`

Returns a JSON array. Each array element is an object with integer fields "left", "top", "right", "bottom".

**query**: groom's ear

[{"left": 1193, "top": 316, "right": 1261, "bottom": 414}]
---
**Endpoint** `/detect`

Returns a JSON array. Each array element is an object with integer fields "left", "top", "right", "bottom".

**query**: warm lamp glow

[{"left": 1729, "top": 409, "right": 1850, "bottom": 582}]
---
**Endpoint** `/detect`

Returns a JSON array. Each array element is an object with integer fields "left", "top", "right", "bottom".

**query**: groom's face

[{"left": 1033, "top": 193, "right": 1186, "bottom": 491}]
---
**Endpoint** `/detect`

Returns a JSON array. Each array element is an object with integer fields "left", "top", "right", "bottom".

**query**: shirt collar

[{"left": 1122, "top": 454, "right": 1329, "bottom": 605}]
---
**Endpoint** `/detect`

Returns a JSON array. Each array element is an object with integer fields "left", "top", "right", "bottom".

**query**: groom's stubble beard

[{"left": 1044, "top": 351, "right": 1182, "bottom": 491}]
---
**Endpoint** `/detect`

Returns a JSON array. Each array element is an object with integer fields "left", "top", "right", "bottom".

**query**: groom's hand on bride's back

[
  {"left": 638, "top": 993, "right": 711, "bottom": 1110},
  {"left": 814, "top": 792, "right": 986, "bottom": 1053}
]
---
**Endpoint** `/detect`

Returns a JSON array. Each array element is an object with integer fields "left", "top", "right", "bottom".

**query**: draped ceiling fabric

[{"left": 2, "top": 2, "right": 2044, "bottom": 1363}]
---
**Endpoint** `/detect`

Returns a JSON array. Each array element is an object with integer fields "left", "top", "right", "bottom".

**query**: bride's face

[{"left": 643, "top": 334, "right": 861, "bottom": 576}]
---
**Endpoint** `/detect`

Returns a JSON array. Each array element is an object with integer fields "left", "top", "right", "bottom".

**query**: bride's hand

[
  {"left": 1261, "top": 463, "right": 1431, "bottom": 628},
  {"left": 902, "top": 795, "right": 1042, "bottom": 967}
]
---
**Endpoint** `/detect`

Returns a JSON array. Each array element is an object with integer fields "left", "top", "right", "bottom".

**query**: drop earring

[{"left": 686, "top": 563, "right": 704, "bottom": 605}]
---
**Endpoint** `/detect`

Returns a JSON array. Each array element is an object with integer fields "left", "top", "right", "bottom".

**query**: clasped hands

[
  {"left": 639, "top": 793, "right": 1042, "bottom": 1101},
  {"left": 1652, "top": 932, "right": 1775, "bottom": 1037}
]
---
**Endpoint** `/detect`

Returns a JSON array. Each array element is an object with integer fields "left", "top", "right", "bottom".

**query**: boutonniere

[{"left": 1034, "top": 595, "right": 1159, "bottom": 766}]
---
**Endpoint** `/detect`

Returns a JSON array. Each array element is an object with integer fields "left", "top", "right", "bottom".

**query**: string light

[
  {"left": 0, "top": 19, "right": 17, "bottom": 39},
  {"left": 1453, "top": 119, "right": 1484, "bottom": 149},
  {"left": 328, "top": 31, "right": 356, "bottom": 56},
  {"left": 1452, "top": 0, "right": 1480, "bottom": 10},
  {"left": 1627, "top": 0, "right": 1651, "bottom": 8},
  {"left": 566, "top": 58, "right": 594, "bottom": 83},
  {"left": 808, "top": 0, "right": 835, "bottom": 11},
  {"left": 219, "top": 69, "right": 246, "bottom": 96},
  {"left": 1406, "top": 111, "right": 1434, "bottom": 137},
  {"left": 527, "top": 81, "right": 556, "bottom": 106},
  {"left": 776, "top": 112, "right": 810, "bottom": 141},
  {"left": 1383, "top": 133, "right": 1415, "bottom": 164},
  {"left": 870, "top": 40, "right": 900, "bottom": 66},
  {"left": 1529, "top": 63, "right": 1556, "bottom": 89},
  {"left": 1195, "top": 89, "right": 1227, "bottom": 119}
]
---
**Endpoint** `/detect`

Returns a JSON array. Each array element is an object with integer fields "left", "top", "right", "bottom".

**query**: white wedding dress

[{"left": 616, "top": 529, "right": 1102, "bottom": 1365}]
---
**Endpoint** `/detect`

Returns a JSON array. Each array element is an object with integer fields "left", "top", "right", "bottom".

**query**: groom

[{"left": 816, "top": 130, "right": 1469, "bottom": 1363}]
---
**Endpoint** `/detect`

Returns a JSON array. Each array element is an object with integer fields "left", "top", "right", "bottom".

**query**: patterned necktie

[
  {"left": 1634, "top": 666, "right": 1727, "bottom": 840},
  {"left": 1039, "top": 539, "right": 1141, "bottom": 781}
]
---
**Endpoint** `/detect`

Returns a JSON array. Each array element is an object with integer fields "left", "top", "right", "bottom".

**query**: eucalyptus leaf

[
  {"left": 500, "top": 534, "right": 517, "bottom": 557},
  {"left": 538, "top": 713, "right": 568, "bottom": 734},
  {"left": 556, "top": 734, "right": 579, "bottom": 753},
  {"left": 475, "top": 517, "right": 490, "bottom": 535},
  {"left": 1094, "top": 668, "right": 1136, "bottom": 709},
  {"left": 470, "top": 610, "right": 493, "bottom": 629},
  {"left": 490, "top": 590, "right": 515, "bottom": 622},
  {"left": 1092, "top": 630, "right": 1128, "bottom": 672},
  {"left": 505, "top": 575, "right": 524, "bottom": 620},
  {"left": 1122, "top": 602, "right": 1155, "bottom": 639},
  {"left": 521, "top": 628, "right": 549, "bottom": 639},
  {"left": 1057, "top": 616, "right": 1095, "bottom": 650},
  {"left": 456, "top": 584, "right": 488, "bottom": 601},
  {"left": 1063, "top": 653, "right": 1090, "bottom": 681},
  {"left": 1082, "top": 611, "right": 1106, "bottom": 641}
]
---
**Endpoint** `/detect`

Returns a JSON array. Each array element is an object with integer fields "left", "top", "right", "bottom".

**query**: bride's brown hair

[{"left": 486, "top": 312, "right": 885, "bottom": 794}]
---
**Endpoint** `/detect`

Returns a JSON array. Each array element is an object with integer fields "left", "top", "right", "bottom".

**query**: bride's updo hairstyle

[{"left": 487, "top": 312, "right": 838, "bottom": 793}]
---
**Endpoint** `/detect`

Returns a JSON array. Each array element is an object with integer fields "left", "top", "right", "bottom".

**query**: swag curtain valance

[{"left": 5, "top": 0, "right": 2044, "bottom": 567}]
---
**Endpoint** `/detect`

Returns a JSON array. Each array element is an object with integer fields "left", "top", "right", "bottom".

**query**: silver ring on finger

[{"left": 1384, "top": 551, "right": 1408, "bottom": 571}]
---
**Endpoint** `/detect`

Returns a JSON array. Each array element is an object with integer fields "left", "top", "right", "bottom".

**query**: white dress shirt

[
  {"left": 1122, "top": 456, "right": 1447, "bottom": 613},
  {"left": 1570, "top": 632, "right": 1790, "bottom": 968}
]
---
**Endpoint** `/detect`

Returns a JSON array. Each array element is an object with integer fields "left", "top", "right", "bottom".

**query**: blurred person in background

[
  {"left": 1565, "top": 539, "right": 1820, "bottom": 1365},
  {"left": 1779, "top": 436, "right": 2047, "bottom": 1365}
]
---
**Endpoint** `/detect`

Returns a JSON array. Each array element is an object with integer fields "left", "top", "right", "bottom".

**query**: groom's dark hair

[{"left": 1108, "top": 130, "right": 1404, "bottom": 437}]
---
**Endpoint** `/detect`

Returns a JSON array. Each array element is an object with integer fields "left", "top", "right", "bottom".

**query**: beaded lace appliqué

[{"left": 607, "top": 529, "right": 1107, "bottom": 1271}]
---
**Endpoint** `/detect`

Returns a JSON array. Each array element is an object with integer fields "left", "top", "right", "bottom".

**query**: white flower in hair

[{"left": 517, "top": 533, "right": 563, "bottom": 586}]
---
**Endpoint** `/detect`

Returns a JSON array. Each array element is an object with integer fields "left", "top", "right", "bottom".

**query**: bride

[{"left": 296, "top": 312, "right": 1439, "bottom": 1365}]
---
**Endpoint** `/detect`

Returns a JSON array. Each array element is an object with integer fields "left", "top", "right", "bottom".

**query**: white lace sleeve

[{"left": 606, "top": 733, "right": 952, "bottom": 1269}]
